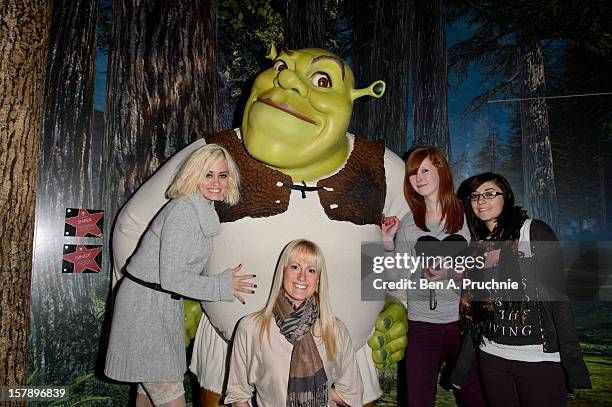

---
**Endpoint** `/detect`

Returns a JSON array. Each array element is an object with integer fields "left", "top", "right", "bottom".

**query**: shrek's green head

[{"left": 241, "top": 45, "right": 385, "bottom": 182}]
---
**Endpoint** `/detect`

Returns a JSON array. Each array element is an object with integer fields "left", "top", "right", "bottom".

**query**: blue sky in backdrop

[
  {"left": 445, "top": 22, "right": 513, "bottom": 178},
  {"left": 94, "top": 51, "right": 107, "bottom": 112}
]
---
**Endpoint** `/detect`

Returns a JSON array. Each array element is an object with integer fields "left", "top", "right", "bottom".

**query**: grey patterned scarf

[{"left": 274, "top": 291, "right": 328, "bottom": 407}]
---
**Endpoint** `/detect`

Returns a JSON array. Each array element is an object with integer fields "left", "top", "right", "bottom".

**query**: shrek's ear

[
  {"left": 265, "top": 43, "right": 278, "bottom": 60},
  {"left": 351, "top": 80, "right": 386, "bottom": 100}
]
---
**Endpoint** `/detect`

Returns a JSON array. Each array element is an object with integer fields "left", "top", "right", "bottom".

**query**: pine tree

[
  {"left": 411, "top": 0, "right": 451, "bottom": 158},
  {"left": 280, "top": 0, "right": 325, "bottom": 49},
  {"left": 349, "top": 0, "right": 410, "bottom": 155},
  {"left": 29, "top": 0, "right": 100, "bottom": 386},
  {"left": 104, "top": 0, "right": 220, "bottom": 264}
]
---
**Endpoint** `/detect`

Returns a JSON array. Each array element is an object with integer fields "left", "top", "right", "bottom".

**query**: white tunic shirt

[{"left": 225, "top": 314, "right": 363, "bottom": 407}]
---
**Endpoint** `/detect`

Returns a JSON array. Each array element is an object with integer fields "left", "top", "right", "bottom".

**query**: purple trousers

[
  {"left": 399, "top": 320, "right": 486, "bottom": 407},
  {"left": 479, "top": 352, "right": 566, "bottom": 407}
]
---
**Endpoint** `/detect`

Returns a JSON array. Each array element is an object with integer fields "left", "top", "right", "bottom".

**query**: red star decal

[
  {"left": 63, "top": 245, "right": 102, "bottom": 273},
  {"left": 65, "top": 209, "right": 104, "bottom": 237}
]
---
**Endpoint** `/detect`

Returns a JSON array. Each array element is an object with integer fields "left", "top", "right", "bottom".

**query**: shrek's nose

[{"left": 276, "top": 69, "right": 308, "bottom": 98}]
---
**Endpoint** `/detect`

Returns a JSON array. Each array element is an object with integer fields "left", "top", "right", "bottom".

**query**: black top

[{"left": 451, "top": 219, "right": 591, "bottom": 390}]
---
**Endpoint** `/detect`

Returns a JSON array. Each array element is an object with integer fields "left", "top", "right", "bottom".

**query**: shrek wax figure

[{"left": 111, "top": 45, "right": 409, "bottom": 406}]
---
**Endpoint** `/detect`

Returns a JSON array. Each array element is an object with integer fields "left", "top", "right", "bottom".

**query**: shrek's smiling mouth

[{"left": 257, "top": 98, "right": 316, "bottom": 125}]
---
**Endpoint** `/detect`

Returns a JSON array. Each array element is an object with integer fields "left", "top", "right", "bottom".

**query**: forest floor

[
  {"left": 40, "top": 303, "right": 609, "bottom": 406},
  {"left": 377, "top": 302, "right": 612, "bottom": 407}
]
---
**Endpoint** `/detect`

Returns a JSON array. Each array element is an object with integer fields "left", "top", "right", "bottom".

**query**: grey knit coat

[{"left": 105, "top": 193, "right": 234, "bottom": 382}]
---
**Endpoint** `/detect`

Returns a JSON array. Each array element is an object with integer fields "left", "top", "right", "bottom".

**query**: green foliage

[
  {"left": 218, "top": 0, "right": 280, "bottom": 36},
  {"left": 216, "top": 0, "right": 350, "bottom": 82},
  {"left": 28, "top": 372, "right": 128, "bottom": 407},
  {"left": 95, "top": 298, "right": 106, "bottom": 320},
  {"left": 95, "top": 271, "right": 111, "bottom": 320},
  {"left": 568, "top": 354, "right": 612, "bottom": 406},
  {"left": 323, "top": 0, "right": 352, "bottom": 58},
  {"left": 217, "top": 0, "right": 283, "bottom": 79},
  {"left": 574, "top": 302, "right": 612, "bottom": 346},
  {"left": 26, "top": 371, "right": 199, "bottom": 406}
]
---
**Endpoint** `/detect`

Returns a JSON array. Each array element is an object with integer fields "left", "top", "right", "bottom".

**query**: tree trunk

[
  {"left": 104, "top": 0, "right": 219, "bottom": 249},
  {"left": 28, "top": 0, "right": 100, "bottom": 386},
  {"left": 518, "top": 40, "right": 559, "bottom": 233},
  {"left": 0, "top": 0, "right": 52, "bottom": 396},
  {"left": 350, "top": 0, "right": 410, "bottom": 155},
  {"left": 282, "top": 0, "right": 325, "bottom": 49},
  {"left": 411, "top": 0, "right": 451, "bottom": 159},
  {"left": 599, "top": 148, "right": 608, "bottom": 232}
]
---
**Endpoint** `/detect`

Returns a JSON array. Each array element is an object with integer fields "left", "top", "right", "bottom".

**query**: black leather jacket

[{"left": 451, "top": 220, "right": 591, "bottom": 389}]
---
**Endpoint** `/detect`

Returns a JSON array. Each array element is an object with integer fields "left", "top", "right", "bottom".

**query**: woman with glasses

[
  {"left": 381, "top": 147, "right": 485, "bottom": 406},
  {"left": 451, "top": 172, "right": 590, "bottom": 406}
]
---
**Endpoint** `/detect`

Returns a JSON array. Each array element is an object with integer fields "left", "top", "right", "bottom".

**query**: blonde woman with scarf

[{"left": 225, "top": 239, "right": 363, "bottom": 406}]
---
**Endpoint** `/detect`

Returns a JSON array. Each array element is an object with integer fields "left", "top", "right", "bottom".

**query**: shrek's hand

[
  {"left": 183, "top": 299, "right": 203, "bottom": 347},
  {"left": 368, "top": 297, "right": 408, "bottom": 369}
]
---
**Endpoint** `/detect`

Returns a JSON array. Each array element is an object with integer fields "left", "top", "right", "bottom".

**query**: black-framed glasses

[{"left": 468, "top": 191, "right": 503, "bottom": 201}]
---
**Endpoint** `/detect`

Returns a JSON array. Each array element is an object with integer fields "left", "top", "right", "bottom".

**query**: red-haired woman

[{"left": 382, "top": 147, "right": 485, "bottom": 406}]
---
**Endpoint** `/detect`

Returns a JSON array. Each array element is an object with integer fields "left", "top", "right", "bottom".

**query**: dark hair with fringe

[
  {"left": 458, "top": 172, "right": 528, "bottom": 241},
  {"left": 457, "top": 173, "right": 529, "bottom": 347}
]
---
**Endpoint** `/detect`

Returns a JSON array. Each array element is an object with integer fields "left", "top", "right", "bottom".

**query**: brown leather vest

[{"left": 206, "top": 130, "right": 386, "bottom": 226}]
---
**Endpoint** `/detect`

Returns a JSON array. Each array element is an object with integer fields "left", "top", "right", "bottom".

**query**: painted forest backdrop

[{"left": 7, "top": 0, "right": 611, "bottom": 405}]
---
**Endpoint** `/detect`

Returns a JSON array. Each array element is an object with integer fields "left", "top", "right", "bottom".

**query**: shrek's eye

[
  {"left": 312, "top": 72, "right": 332, "bottom": 88},
  {"left": 273, "top": 60, "right": 288, "bottom": 72}
]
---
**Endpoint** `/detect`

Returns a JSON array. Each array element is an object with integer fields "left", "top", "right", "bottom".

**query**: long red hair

[{"left": 404, "top": 147, "right": 464, "bottom": 234}]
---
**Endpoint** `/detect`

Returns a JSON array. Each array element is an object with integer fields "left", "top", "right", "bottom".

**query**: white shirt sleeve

[{"left": 332, "top": 319, "right": 364, "bottom": 407}]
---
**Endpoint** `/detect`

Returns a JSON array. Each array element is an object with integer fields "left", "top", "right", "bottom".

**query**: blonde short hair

[
  {"left": 166, "top": 144, "right": 240, "bottom": 205},
  {"left": 255, "top": 239, "right": 337, "bottom": 360}
]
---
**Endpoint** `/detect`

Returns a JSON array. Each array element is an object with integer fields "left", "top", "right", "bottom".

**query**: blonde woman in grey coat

[{"left": 105, "top": 144, "right": 257, "bottom": 407}]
